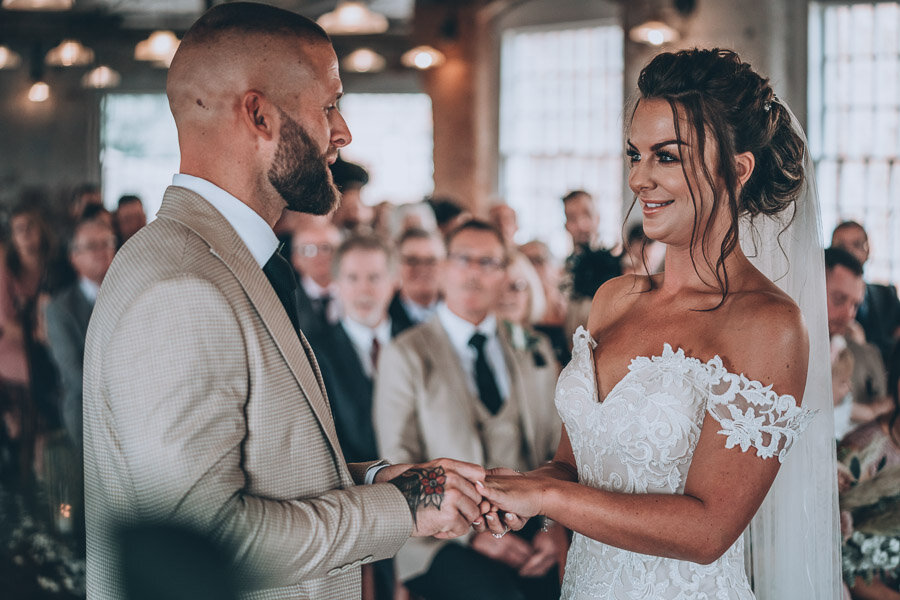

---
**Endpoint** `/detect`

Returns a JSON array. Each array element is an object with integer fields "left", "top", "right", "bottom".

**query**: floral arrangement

[{"left": 838, "top": 444, "right": 900, "bottom": 587}]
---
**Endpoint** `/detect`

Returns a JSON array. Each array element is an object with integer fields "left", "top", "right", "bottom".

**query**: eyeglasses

[
  {"left": 400, "top": 255, "right": 439, "bottom": 269},
  {"left": 447, "top": 252, "right": 506, "bottom": 273},
  {"left": 294, "top": 243, "right": 335, "bottom": 258}
]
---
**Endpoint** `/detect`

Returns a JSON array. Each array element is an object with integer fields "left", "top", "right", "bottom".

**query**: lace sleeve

[{"left": 705, "top": 360, "right": 818, "bottom": 463}]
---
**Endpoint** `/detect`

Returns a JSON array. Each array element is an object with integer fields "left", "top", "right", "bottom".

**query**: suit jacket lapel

[
  {"left": 426, "top": 318, "right": 482, "bottom": 431},
  {"left": 157, "top": 187, "right": 348, "bottom": 479}
]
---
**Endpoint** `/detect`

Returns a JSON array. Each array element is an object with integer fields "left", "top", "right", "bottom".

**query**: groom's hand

[{"left": 387, "top": 458, "right": 486, "bottom": 539}]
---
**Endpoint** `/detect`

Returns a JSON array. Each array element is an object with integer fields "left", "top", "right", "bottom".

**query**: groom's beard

[{"left": 268, "top": 107, "right": 340, "bottom": 216}]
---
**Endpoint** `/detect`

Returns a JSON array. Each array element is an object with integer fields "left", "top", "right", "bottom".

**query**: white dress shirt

[
  {"left": 79, "top": 277, "right": 101, "bottom": 304},
  {"left": 436, "top": 303, "right": 510, "bottom": 403},
  {"left": 400, "top": 295, "right": 438, "bottom": 324},
  {"left": 301, "top": 275, "right": 341, "bottom": 324},
  {"left": 172, "top": 173, "right": 279, "bottom": 268},
  {"left": 340, "top": 316, "right": 392, "bottom": 379}
]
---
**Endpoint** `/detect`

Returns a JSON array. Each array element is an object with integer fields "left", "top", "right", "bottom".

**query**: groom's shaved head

[{"left": 167, "top": 2, "right": 331, "bottom": 128}]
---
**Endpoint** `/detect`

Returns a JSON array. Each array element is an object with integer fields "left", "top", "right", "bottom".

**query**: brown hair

[{"left": 631, "top": 48, "right": 806, "bottom": 308}]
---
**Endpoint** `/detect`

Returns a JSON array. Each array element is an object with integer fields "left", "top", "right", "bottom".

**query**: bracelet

[{"left": 540, "top": 516, "right": 554, "bottom": 532}]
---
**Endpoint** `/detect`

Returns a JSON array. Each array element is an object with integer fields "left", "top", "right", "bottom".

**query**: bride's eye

[
  {"left": 657, "top": 151, "right": 679, "bottom": 163},
  {"left": 626, "top": 149, "right": 641, "bottom": 163}
]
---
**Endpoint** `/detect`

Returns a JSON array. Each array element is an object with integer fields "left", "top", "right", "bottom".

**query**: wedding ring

[{"left": 492, "top": 526, "right": 510, "bottom": 539}]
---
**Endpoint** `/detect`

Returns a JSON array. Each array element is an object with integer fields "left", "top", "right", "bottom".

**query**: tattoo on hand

[{"left": 390, "top": 466, "right": 446, "bottom": 525}]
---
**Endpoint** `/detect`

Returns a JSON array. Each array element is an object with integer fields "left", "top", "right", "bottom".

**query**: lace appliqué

[{"left": 555, "top": 328, "right": 816, "bottom": 600}]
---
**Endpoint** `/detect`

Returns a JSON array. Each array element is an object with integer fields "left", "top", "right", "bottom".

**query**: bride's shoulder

[
  {"left": 586, "top": 273, "right": 652, "bottom": 332},
  {"left": 722, "top": 285, "right": 809, "bottom": 399}
]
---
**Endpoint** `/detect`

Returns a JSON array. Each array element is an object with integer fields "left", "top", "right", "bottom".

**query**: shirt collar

[
  {"left": 301, "top": 274, "right": 333, "bottom": 300},
  {"left": 172, "top": 173, "right": 279, "bottom": 268},
  {"left": 436, "top": 302, "right": 497, "bottom": 354},
  {"left": 400, "top": 295, "right": 438, "bottom": 323},
  {"left": 341, "top": 316, "right": 392, "bottom": 348},
  {"left": 79, "top": 277, "right": 100, "bottom": 303}
]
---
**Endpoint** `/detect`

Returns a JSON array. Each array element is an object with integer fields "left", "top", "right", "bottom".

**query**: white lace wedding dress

[{"left": 556, "top": 327, "right": 815, "bottom": 600}]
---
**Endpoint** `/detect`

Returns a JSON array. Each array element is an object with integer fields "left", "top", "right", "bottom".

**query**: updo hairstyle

[{"left": 633, "top": 48, "right": 806, "bottom": 305}]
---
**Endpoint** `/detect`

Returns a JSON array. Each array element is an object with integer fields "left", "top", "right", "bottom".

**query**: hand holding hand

[
  {"left": 388, "top": 458, "right": 486, "bottom": 539},
  {"left": 477, "top": 467, "right": 546, "bottom": 521}
]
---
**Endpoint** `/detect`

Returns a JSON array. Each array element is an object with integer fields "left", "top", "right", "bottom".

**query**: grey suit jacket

[
  {"left": 45, "top": 281, "right": 94, "bottom": 445},
  {"left": 83, "top": 186, "right": 412, "bottom": 600},
  {"left": 373, "top": 316, "right": 561, "bottom": 580}
]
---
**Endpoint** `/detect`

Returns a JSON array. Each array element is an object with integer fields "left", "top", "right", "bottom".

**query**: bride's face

[{"left": 627, "top": 98, "right": 725, "bottom": 249}]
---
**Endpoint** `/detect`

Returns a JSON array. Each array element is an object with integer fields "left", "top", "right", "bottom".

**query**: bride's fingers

[
  {"left": 483, "top": 511, "right": 508, "bottom": 536},
  {"left": 500, "top": 511, "right": 527, "bottom": 532}
]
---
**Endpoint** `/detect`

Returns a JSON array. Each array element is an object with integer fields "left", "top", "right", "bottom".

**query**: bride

[{"left": 478, "top": 48, "right": 839, "bottom": 598}]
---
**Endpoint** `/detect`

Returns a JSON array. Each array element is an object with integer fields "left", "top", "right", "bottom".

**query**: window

[
  {"left": 499, "top": 22, "right": 624, "bottom": 255},
  {"left": 101, "top": 93, "right": 180, "bottom": 220},
  {"left": 338, "top": 93, "right": 434, "bottom": 205},
  {"left": 809, "top": 1, "right": 900, "bottom": 284}
]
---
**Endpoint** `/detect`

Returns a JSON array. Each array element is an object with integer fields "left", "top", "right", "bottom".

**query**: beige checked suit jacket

[
  {"left": 83, "top": 187, "right": 412, "bottom": 600},
  {"left": 373, "top": 317, "right": 561, "bottom": 580}
]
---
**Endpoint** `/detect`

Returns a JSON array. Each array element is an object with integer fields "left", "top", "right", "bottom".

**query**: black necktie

[
  {"left": 468, "top": 332, "right": 502, "bottom": 415},
  {"left": 263, "top": 248, "right": 300, "bottom": 334}
]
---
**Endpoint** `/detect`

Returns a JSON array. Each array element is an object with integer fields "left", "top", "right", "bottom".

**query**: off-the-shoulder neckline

[{"left": 571, "top": 325, "right": 800, "bottom": 405}]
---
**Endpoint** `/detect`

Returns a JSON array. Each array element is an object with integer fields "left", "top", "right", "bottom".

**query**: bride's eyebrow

[{"left": 651, "top": 140, "right": 687, "bottom": 151}]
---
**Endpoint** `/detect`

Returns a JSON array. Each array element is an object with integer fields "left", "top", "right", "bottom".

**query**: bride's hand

[{"left": 477, "top": 468, "right": 546, "bottom": 521}]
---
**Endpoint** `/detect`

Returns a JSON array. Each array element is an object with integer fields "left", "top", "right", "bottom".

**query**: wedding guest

[
  {"left": 560, "top": 190, "right": 621, "bottom": 342},
  {"left": 330, "top": 156, "right": 373, "bottom": 234},
  {"left": 0, "top": 204, "right": 56, "bottom": 483},
  {"left": 826, "top": 247, "right": 888, "bottom": 415},
  {"left": 489, "top": 203, "right": 519, "bottom": 247},
  {"left": 388, "top": 228, "right": 444, "bottom": 330},
  {"left": 115, "top": 195, "right": 147, "bottom": 243},
  {"left": 837, "top": 339, "right": 900, "bottom": 598},
  {"left": 520, "top": 241, "right": 570, "bottom": 366},
  {"left": 308, "top": 234, "right": 408, "bottom": 600},
  {"left": 832, "top": 221, "right": 900, "bottom": 366},
  {"left": 388, "top": 202, "right": 438, "bottom": 240},
  {"left": 291, "top": 220, "right": 343, "bottom": 337},
  {"left": 45, "top": 218, "right": 117, "bottom": 446},
  {"left": 375, "top": 219, "right": 564, "bottom": 600}
]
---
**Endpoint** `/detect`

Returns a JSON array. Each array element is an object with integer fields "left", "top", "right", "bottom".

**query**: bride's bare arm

[{"left": 481, "top": 296, "right": 809, "bottom": 565}]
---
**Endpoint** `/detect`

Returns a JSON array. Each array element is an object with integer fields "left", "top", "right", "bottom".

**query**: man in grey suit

[
  {"left": 83, "top": 4, "right": 485, "bottom": 599},
  {"left": 46, "top": 217, "right": 117, "bottom": 446},
  {"left": 375, "top": 220, "right": 565, "bottom": 600}
]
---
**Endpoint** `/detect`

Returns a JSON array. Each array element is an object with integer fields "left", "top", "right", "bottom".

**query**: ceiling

[{"left": 0, "top": 0, "right": 417, "bottom": 49}]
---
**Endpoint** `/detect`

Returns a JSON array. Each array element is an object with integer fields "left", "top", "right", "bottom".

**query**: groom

[{"left": 82, "top": 4, "right": 485, "bottom": 599}]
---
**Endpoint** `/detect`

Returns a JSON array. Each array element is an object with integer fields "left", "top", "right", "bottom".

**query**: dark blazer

[
  {"left": 293, "top": 274, "right": 330, "bottom": 340},
  {"left": 858, "top": 282, "right": 900, "bottom": 365},
  {"left": 45, "top": 281, "right": 95, "bottom": 445},
  {"left": 310, "top": 318, "right": 411, "bottom": 464},
  {"left": 387, "top": 293, "right": 416, "bottom": 332}
]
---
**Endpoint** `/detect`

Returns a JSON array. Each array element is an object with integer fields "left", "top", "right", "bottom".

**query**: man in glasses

[
  {"left": 375, "top": 219, "right": 563, "bottom": 600},
  {"left": 291, "top": 219, "right": 343, "bottom": 337},
  {"left": 388, "top": 228, "right": 446, "bottom": 330}
]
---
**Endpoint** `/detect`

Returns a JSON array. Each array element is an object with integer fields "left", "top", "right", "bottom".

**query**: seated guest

[
  {"left": 388, "top": 202, "right": 438, "bottom": 240},
  {"left": 307, "top": 234, "right": 407, "bottom": 600},
  {"left": 519, "top": 241, "right": 570, "bottom": 366},
  {"left": 826, "top": 247, "right": 888, "bottom": 415},
  {"left": 45, "top": 218, "right": 117, "bottom": 446},
  {"left": 489, "top": 203, "right": 519, "bottom": 247},
  {"left": 115, "top": 195, "right": 147, "bottom": 243},
  {"left": 388, "top": 228, "right": 444, "bottom": 329},
  {"left": 330, "top": 156, "right": 373, "bottom": 234},
  {"left": 832, "top": 221, "right": 900, "bottom": 366},
  {"left": 375, "top": 219, "right": 564, "bottom": 600},
  {"left": 290, "top": 221, "right": 342, "bottom": 337},
  {"left": 838, "top": 340, "right": 900, "bottom": 598}
]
